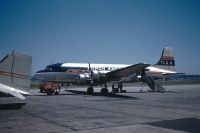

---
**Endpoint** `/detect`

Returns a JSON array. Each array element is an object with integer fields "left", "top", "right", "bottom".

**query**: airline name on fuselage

[{"left": 61, "top": 63, "right": 130, "bottom": 72}]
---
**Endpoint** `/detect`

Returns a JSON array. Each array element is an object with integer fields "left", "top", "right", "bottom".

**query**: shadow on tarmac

[
  {"left": 147, "top": 118, "right": 200, "bottom": 133},
  {"left": 33, "top": 93, "right": 77, "bottom": 97},
  {"left": 67, "top": 90, "right": 139, "bottom": 99},
  {"left": 0, "top": 103, "right": 26, "bottom": 110},
  {"left": 124, "top": 90, "right": 182, "bottom": 93}
]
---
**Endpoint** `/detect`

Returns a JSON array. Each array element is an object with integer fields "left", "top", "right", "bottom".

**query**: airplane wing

[{"left": 104, "top": 63, "right": 150, "bottom": 82}]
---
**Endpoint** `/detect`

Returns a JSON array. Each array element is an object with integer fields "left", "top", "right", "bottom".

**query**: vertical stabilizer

[
  {"left": 154, "top": 47, "right": 175, "bottom": 71},
  {"left": 0, "top": 52, "right": 32, "bottom": 98}
]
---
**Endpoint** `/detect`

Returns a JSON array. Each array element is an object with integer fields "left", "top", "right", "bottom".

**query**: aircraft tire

[
  {"left": 87, "top": 87, "right": 94, "bottom": 95},
  {"left": 101, "top": 88, "right": 108, "bottom": 96}
]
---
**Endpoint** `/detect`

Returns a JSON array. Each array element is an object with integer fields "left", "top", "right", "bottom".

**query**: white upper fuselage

[{"left": 61, "top": 63, "right": 129, "bottom": 73}]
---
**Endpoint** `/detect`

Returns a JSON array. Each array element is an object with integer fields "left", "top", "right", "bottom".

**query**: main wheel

[
  {"left": 87, "top": 86, "right": 94, "bottom": 95},
  {"left": 101, "top": 88, "right": 109, "bottom": 96}
]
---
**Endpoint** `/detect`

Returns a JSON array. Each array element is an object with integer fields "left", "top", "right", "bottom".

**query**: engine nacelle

[
  {"left": 91, "top": 70, "right": 108, "bottom": 83},
  {"left": 91, "top": 70, "right": 99, "bottom": 78},
  {"left": 78, "top": 73, "right": 90, "bottom": 84},
  {"left": 78, "top": 70, "right": 106, "bottom": 85}
]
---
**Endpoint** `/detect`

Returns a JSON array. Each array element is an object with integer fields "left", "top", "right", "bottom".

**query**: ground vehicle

[{"left": 39, "top": 83, "right": 61, "bottom": 95}]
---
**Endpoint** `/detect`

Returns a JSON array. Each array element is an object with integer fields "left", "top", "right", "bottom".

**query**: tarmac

[{"left": 0, "top": 84, "right": 200, "bottom": 133}]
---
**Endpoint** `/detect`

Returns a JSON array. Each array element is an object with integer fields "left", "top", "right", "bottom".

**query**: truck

[{"left": 39, "top": 83, "right": 61, "bottom": 95}]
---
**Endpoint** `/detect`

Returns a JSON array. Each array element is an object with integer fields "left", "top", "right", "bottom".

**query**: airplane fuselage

[{"left": 35, "top": 63, "right": 176, "bottom": 84}]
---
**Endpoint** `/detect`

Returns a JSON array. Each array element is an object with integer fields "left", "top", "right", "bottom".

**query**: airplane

[
  {"left": 34, "top": 47, "right": 176, "bottom": 95},
  {"left": 0, "top": 52, "right": 32, "bottom": 100}
]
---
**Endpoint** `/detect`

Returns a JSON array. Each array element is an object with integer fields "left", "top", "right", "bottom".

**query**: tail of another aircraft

[
  {"left": 0, "top": 52, "right": 32, "bottom": 99},
  {"left": 154, "top": 47, "right": 176, "bottom": 71}
]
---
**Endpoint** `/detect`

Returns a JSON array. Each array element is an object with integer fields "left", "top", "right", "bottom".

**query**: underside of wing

[{"left": 104, "top": 63, "right": 150, "bottom": 82}]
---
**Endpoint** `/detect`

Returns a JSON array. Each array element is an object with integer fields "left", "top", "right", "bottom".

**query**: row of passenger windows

[
  {"left": 45, "top": 66, "right": 121, "bottom": 72},
  {"left": 90, "top": 67, "right": 120, "bottom": 71}
]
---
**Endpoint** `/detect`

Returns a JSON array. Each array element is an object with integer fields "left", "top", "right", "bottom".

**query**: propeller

[{"left": 88, "top": 62, "right": 93, "bottom": 86}]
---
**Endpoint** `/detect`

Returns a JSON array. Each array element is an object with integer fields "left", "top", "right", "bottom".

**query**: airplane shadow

[
  {"left": 0, "top": 103, "right": 26, "bottom": 110},
  {"left": 124, "top": 90, "right": 181, "bottom": 93},
  {"left": 33, "top": 92, "right": 77, "bottom": 97},
  {"left": 66, "top": 90, "right": 139, "bottom": 100},
  {"left": 147, "top": 118, "right": 200, "bottom": 133}
]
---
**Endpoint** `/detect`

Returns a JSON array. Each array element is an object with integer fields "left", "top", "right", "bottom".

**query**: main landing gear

[
  {"left": 112, "top": 83, "right": 126, "bottom": 94},
  {"left": 87, "top": 83, "right": 127, "bottom": 95},
  {"left": 100, "top": 84, "right": 109, "bottom": 96},
  {"left": 87, "top": 84, "right": 109, "bottom": 96},
  {"left": 87, "top": 86, "right": 94, "bottom": 95}
]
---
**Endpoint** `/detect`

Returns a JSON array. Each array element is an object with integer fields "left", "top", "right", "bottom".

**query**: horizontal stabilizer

[
  {"left": 0, "top": 83, "right": 29, "bottom": 100},
  {"left": 7, "top": 89, "right": 26, "bottom": 100}
]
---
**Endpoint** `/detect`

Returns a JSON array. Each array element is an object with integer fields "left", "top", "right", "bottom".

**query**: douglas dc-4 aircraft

[
  {"left": 35, "top": 47, "right": 176, "bottom": 95},
  {"left": 0, "top": 52, "right": 32, "bottom": 100}
]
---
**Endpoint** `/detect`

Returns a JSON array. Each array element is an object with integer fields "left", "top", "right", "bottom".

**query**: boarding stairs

[{"left": 144, "top": 76, "right": 165, "bottom": 92}]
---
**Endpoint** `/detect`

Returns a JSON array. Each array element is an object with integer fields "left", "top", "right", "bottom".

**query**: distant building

[{"left": 169, "top": 74, "right": 200, "bottom": 81}]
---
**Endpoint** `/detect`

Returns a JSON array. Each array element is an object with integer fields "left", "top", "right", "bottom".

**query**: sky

[{"left": 0, "top": 0, "right": 200, "bottom": 75}]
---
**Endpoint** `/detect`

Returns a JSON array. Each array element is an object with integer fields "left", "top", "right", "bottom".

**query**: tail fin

[
  {"left": 0, "top": 52, "right": 32, "bottom": 99},
  {"left": 154, "top": 47, "right": 176, "bottom": 71}
]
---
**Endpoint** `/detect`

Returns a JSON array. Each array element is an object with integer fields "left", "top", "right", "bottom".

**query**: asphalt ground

[{"left": 0, "top": 84, "right": 200, "bottom": 133}]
